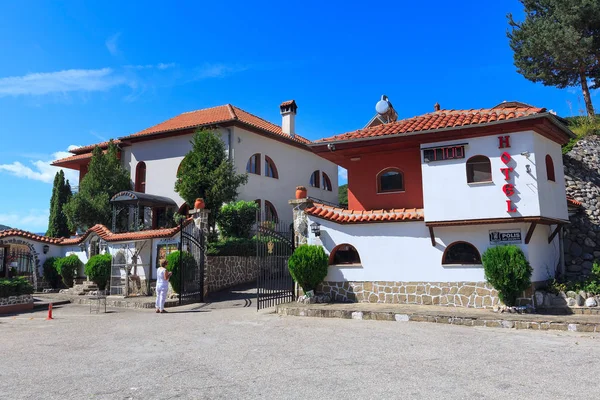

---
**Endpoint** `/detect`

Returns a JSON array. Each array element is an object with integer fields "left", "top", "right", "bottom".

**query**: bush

[
  {"left": 42, "top": 257, "right": 61, "bottom": 289},
  {"left": 55, "top": 254, "right": 83, "bottom": 288},
  {"left": 288, "top": 245, "right": 329, "bottom": 292},
  {"left": 0, "top": 277, "right": 34, "bottom": 298},
  {"left": 84, "top": 254, "right": 111, "bottom": 290},
  {"left": 207, "top": 238, "right": 256, "bottom": 256},
  {"left": 217, "top": 201, "right": 259, "bottom": 238},
  {"left": 549, "top": 261, "right": 600, "bottom": 295},
  {"left": 482, "top": 245, "right": 532, "bottom": 306},
  {"left": 165, "top": 251, "right": 197, "bottom": 294}
]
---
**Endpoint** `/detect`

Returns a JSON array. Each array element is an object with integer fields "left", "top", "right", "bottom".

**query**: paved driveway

[{"left": 1, "top": 304, "right": 598, "bottom": 399}]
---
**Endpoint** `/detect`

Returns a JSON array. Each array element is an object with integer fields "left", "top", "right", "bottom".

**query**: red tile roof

[
  {"left": 51, "top": 151, "right": 98, "bottom": 166},
  {"left": 122, "top": 104, "right": 310, "bottom": 144},
  {"left": 69, "top": 140, "right": 122, "bottom": 155},
  {"left": 1, "top": 222, "right": 190, "bottom": 246},
  {"left": 316, "top": 103, "right": 547, "bottom": 143},
  {"left": 567, "top": 196, "right": 583, "bottom": 207},
  {"left": 305, "top": 203, "right": 424, "bottom": 224},
  {"left": 280, "top": 100, "right": 296, "bottom": 107}
]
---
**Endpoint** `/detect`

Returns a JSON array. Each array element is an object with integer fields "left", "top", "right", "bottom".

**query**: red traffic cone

[{"left": 46, "top": 303, "right": 53, "bottom": 320}]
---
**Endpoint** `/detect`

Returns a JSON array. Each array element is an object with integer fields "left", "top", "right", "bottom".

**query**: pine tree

[
  {"left": 508, "top": 0, "right": 600, "bottom": 116},
  {"left": 64, "top": 140, "right": 131, "bottom": 230},
  {"left": 46, "top": 170, "right": 72, "bottom": 238},
  {"left": 175, "top": 129, "right": 248, "bottom": 227}
]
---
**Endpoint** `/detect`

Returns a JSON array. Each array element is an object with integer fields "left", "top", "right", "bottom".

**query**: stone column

[
  {"left": 192, "top": 209, "right": 210, "bottom": 233},
  {"left": 288, "top": 198, "right": 314, "bottom": 248}
]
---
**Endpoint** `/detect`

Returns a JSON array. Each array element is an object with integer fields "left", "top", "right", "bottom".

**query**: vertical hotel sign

[{"left": 498, "top": 135, "right": 517, "bottom": 213}]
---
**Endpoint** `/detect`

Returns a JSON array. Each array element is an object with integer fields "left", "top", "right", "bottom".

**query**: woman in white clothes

[{"left": 156, "top": 260, "right": 172, "bottom": 313}]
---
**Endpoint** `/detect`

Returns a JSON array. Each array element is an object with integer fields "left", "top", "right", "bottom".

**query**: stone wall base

[
  {"left": 205, "top": 256, "right": 259, "bottom": 295},
  {"left": 318, "top": 281, "right": 501, "bottom": 309},
  {"left": 0, "top": 294, "right": 34, "bottom": 314}
]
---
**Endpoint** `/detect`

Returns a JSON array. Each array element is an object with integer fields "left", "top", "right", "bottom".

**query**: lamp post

[
  {"left": 42, "top": 245, "right": 50, "bottom": 254},
  {"left": 310, "top": 222, "right": 321, "bottom": 237}
]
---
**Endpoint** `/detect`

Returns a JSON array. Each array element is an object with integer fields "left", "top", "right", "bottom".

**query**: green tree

[
  {"left": 175, "top": 129, "right": 248, "bottom": 227},
  {"left": 508, "top": 0, "right": 600, "bottom": 116},
  {"left": 64, "top": 141, "right": 131, "bottom": 230},
  {"left": 46, "top": 170, "right": 73, "bottom": 238},
  {"left": 338, "top": 184, "right": 348, "bottom": 208}
]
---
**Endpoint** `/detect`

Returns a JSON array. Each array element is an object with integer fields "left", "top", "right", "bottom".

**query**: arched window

[
  {"left": 329, "top": 244, "right": 361, "bottom": 265},
  {"left": 545, "top": 154, "right": 555, "bottom": 182},
  {"left": 265, "top": 155, "right": 279, "bottom": 179},
  {"left": 246, "top": 153, "right": 261, "bottom": 175},
  {"left": 442, "top": 241, "right": 482, "bottom": 265},
  {"left": 310, "top": 170, "right": 320, "bottom": 188},
  {"left": 264, "top": 200, "right": 278, "bottom": 222},
  {"left": 377, "top": 168, "right": 404, "bottom": 193},
  {"left": 322, "top": 172, "right": 332, "bottom": 191},
  {"left": 135, "top": 162, "right": 147, "bottom": 193},
  {"left": 254, "top": 199, "right": 262, "bottom": 219},
  {"left": 466, "top": 155, "right": 492, "bottom": 183}
]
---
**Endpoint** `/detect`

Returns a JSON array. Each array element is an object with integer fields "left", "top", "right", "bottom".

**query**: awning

[{"left": 110, "top": 191, "right": 178, "bottom": 208}]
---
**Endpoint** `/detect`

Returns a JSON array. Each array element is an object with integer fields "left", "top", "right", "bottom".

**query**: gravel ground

[{"left": 1, "top": 303, "right": 598, "bottom": 399}]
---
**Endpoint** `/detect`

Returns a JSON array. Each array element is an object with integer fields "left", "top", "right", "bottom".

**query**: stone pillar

[
  {"left": 288, "top": 198, "right": 314, "bottom": 248},
  {"left": 192, "top": 209, "right": 210, "bottom": 233}
]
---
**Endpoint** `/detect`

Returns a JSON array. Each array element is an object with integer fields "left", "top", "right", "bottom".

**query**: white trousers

[{"left": 155, "top": 285, "right": 168, "bottom": 311}]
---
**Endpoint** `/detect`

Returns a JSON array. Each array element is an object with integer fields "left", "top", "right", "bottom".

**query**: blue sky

[{"left": 0, "top": 1, "right": 590, "bottom": 232}]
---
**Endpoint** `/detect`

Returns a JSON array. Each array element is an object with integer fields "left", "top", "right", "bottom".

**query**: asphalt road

[{"left": 1, "top": 302, "right": 598, "bottom": 399}]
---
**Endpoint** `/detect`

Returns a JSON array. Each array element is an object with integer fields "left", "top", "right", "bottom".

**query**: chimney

[
  {"left": 280, "top": 100, "right": 298, "bottom": 137},
  {"left": 434, "top": 102, "right": 441, "bottom": 112}
]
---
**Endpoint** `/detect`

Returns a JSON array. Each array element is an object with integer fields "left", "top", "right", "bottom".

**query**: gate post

[{"left": 288, "top": 198, "right": 314, "bottom": 248}]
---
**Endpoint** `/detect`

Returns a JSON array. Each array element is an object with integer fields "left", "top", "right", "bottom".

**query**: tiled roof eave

[{"left": 312, "top": 112, "right": 572, "bottom": 145}]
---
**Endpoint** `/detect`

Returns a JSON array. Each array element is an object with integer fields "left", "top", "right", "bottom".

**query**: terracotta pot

[
  {"left": 194, "top": 198, "right": 205, "bottom": 210},
  {"left": 295, "top": 186, "right": 307, "bottom": 199}
]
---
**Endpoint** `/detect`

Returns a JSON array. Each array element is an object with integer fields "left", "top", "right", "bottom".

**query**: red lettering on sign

[
  {"left": 506, "top": 200, "right": 517, "bottom": 212},
  {"left": 500, "top": 167, "right": 513, "bottom": 181},
  {"left": 501, "top": 152, "right": 511, "bottom": 164},
  {"left": 502, "top": 183, "right": 515, "bottom": 196},
  {"left": 498, "top": 135, "right": 511, "bottom": 149}
]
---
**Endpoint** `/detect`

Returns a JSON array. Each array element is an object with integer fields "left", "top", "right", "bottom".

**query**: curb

[
  {"left": 276, "top": 305, "right": 600, "bottom": 333},
  {"left": 33, "top": 300, "right": 71, "bottom": 309}
]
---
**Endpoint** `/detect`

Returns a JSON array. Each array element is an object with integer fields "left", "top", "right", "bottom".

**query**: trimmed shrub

[
  {"left": 288, "top": 245, "right": 328, "bottom": 292},
  {"left": 0, "top": 277, "right": 34, "bottom": 298},
  {"left": 55, "top": 254, "right": 83, "bottom": 288},
  {"left": 84, "top": 254, "right": 111, "bottom": 290},
  {"left": 42, "top": 257, "right": 61, "bottom": 289},
  {"left": 207, "top": 238, "right": 256, "bottom": 257},
  {"left": 217, "top": 201, "right": 259, "bottom": 239},
  {"left": 482, "top": 245, "right": 532, "bottom": 306},
  {"left": 165, "top": 251, "right": 197, "bottom": 294}
]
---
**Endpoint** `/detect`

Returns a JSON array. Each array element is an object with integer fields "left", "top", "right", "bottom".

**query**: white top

[{"left": 157, "top": 267, "right": 168, "bottom": 288}]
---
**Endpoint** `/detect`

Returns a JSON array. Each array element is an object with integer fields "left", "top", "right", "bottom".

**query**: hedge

[
  {"left": 288, "top": 245, "right": 328, "bottom": 292},
  {"left": 482, "top": 245, "right": 532, "bottom": 306},
  {"left": 84, "top": 254, "right": 111, "bottom": 290},
  {"left": 165, "top": 251, "right": 197, "bottom": 294},
  {"left": 0, "top": 277, "right": 34, "bottom": 298},
  {"left": 55, "top": 254, "right": 83, "bottom": 288},
  {"left": 42, "top": 257, "right": 62, "bottom": 289}
]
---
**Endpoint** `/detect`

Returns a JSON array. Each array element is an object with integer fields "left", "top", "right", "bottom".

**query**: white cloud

[
  {"left": 0, "top": 209, "right": 49, "bottom": 233},
  {"left": 0, "top": 68, "right": 127, "bottom": 97},
  {"left": 105, "top": 33, "right": 121, "bottom": 56},
  {"left": 338, "top": 166, "right": 348, "bottom": 183},
  {"left": 124, "top": 63, "right": 177, "bottom": 70},
  {"left": 157, "top": 62, "right": 176, "bottom": 70},
  {"left": 0, "top": 148, "right": 80, "bottom": 184},
  {"left": 196, "top": 63, "right": 248, "bottom": 79}
]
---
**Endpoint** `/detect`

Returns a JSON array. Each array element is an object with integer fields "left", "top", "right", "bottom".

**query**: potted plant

[
  {"left": 194, "top": 198, "right": 205, "bottom": 210},
  {"left": 296, "top": 186, "right": 308, "bottom": 199}
]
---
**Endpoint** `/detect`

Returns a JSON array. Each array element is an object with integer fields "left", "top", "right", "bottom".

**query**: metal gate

[
  {"left": 178, "top": 220, "right": 205, "bottom": 305},
  {"left": 256, "top": 220, "right": 295, "bottom": 310}
]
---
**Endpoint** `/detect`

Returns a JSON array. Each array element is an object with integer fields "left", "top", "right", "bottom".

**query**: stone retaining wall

[
  {"left": 0, "top": 294, "right": 34, "bottom": 314},
  {"left": 205, "top": 256, "right": 258, "bottom": 294},
  {"left": 318, "top": 281, "right": 501, "bottom": 308}
]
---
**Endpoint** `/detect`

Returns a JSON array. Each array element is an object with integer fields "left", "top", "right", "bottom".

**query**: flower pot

[
  {"left": 295, "top": 186, "right": 307, "bottom": 199},
  {"left": 194, "top": 198, "right": 205, "bottom": 210}
]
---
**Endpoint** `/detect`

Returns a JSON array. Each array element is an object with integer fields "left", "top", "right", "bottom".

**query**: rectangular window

[{"left": 423, "top": 145, "right": 465, "bottom": 163}]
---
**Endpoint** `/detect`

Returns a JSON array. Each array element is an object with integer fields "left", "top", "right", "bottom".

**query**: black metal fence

[
  {"left": 178, "top": 220, "right": 205, "bottom": 304},
  {"left": 0, "top": 250, "right": 35, "bottom": 285},
  {"left": 256, "top": 220, "right": 295, "bottom": 310}
]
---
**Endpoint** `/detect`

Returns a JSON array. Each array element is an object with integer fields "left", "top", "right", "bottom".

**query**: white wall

[
  {"left": 121, "top": 126, "right": 338, "bottom": 222},
  {"left": 308, "top": 215, "right": 557, "bottom": 283},
  {"left": 421, "top": 131, "right": 542, "bottom": 221},
  {"left": 534, "top": 134, "right": 568, "bottom": 220},
  {"left": 232, "top": 127, "right": 338, "bottom": 221}
]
